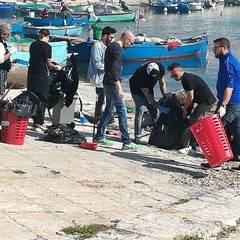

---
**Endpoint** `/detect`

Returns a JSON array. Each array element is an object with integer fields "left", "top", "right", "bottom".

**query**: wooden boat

[
  {"left": 23, "top": 16, "right": 88, "bottom": 27},
  {"left": 11, "top": 22, "right": 27, "bottom": 33},
  {"left": 0, "top": 3, "right": 17, "bottom": 13},
  {"left": 188, "top": 0, "right": 204, "bottom": 11},
  {"left": 17, "top": 3, "right": 50, "bottom": 13},
  {"left": 122, "top": 54, "right": 207, "bottom": 76},
  {"left": 70, "top": 9, "right": 136, "bottom": 22},
  {"left": 152, "top": 1, "right": 178, "bottom": 13},
  {"left": 69, "top": 33, "right": 208, "bottom": 62},
  {"left": 153, "top": 0, "right": 189, "bottom": 14},
  {"left": 8, "top": 40, "right": 68, "bottom": 87},
  {"left": 23, "top": 24, "right": 84, "bottom": 38}
]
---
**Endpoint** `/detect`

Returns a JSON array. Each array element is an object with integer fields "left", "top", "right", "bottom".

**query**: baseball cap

[{"left": 147, "top": 62, "right": 159, "bottom": 77}]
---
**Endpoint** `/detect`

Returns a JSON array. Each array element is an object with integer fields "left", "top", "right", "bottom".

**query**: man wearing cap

[
  {"left": 0, "top": 23, "right": 17, "bottom": 100},
  {"left": 129, "top": 62, "right": 168, "bottom": 144}
]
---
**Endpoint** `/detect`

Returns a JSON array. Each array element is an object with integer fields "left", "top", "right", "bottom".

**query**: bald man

[{"left": 94, "top": 30, "right": 140, "bottom": 150}]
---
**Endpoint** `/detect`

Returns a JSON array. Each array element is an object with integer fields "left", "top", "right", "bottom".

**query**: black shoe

[
  {"left": 200, "top": 162, "right": 222, "bottom": 170},
  {"left": 133, "top": 137, "right": 141, "bottom": 145},
  {"left": 230, "top": 166, "right": 240, "bottom": 172}
]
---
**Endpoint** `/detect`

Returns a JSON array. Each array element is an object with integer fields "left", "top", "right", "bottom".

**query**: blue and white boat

[
  {"left": 0, "top": 3, "right": 17, "bottom": 13},
  {"left": 69, "top": 33, "right": 208, "bottom": 62},
  {"left": 23, "top": 24, "right": 84, "bottom": 38},
  {"left": 23, "top": 16, "right": 88, "bottom": 27},
  {"left": 11, "top": 22, "right": 27, "bottom": 33}
]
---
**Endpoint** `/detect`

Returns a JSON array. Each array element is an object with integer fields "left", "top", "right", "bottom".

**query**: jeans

[
  {"left": 96, "top": 85, "right": 131, "bottom": 144},
  {"left": 131, "top": 93, "right": 158, "bottom": 138},
  {"left": 221, "top": 104, "right": 240, "bottom": 149}
]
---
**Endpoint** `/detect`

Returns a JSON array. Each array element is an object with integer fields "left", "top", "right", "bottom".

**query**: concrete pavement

[{"left": 0, "top": 82, "right": 240, "bottom": 240}]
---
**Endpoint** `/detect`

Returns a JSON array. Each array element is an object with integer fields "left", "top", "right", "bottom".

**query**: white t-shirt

[{"left": 0, "top": 41, "right": 6, "bottom": 64}]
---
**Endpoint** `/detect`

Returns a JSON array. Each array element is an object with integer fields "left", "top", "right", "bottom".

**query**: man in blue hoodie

[{"left": 210, "top": 37, "right": 240, "bottom": 170}]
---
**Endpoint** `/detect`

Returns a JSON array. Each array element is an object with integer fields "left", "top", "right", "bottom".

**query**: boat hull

[
  {"left": 72, "top": 9, "right": 136, "bottom": 22},
  {"left": 70, "top": 34, "right": 208, "bottom": 62},
  {"left": 23, "top": 25, "right": 84, "bottom": 37},
  {"left": 11, "top": 22, "right": 27, "bottom": 33},
  {"left": 24, "top": 16, "right": 88, "bottom": 27},
  {"left": 0, "top": 3, "right": 17, "bottom": 13}
]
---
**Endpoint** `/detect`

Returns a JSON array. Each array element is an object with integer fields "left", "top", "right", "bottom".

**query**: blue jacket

[
  {"left": 87, "top": 40, "right": 106, "bottom": 88},
  {"left": 217, "top": 51, "right": 240, "bottom": 104}
]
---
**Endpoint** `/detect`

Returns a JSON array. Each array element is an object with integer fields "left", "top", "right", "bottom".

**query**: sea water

[{"left": 1, "top": 5, "right": 240, "bottom": 95}]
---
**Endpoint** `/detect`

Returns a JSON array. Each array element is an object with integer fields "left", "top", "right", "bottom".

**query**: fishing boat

[
  {"left": 17, "top": 3, "right": 50, "bottom": 13},
  {"left": 7, "top": 40, "right": 68, "bottom": 87},
  {"left": 188, "top": 0, "right": 204, "bottom": 11},
  {"left": 23, "top": 16, "right": 88, "bottom": 26},
  {"left": 23, "top": 24, "right": 84, "bottom": 38},
  {"left": 122, "top": 54, "right": 207, "bottom": 76},
  {"left": 69, "top": 9, "right": 136, "bottom": 22},
  {"left": 0, "top": 2, "right": 17, "bottom": 13},
  {"left": 69, "top": 33, "right": 208, "bottom": 62},
  {"left": 11, "top": 22, "right": 27, "bottom": 33},
  {"left": 152, "top": 0, "right": 178, "bottom": 13}
]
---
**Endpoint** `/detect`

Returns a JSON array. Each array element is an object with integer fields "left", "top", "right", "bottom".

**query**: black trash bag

[
  {"left": 148, "top": 96, "right": 189, "bottom": 150},
  {"left": 43, "top": 123, "right": 86, "bottom": 144},
  {"left": 48, "top": 54, "right": 79, "bottom": 109},
  {"left": 6, "top": 91, "right": 41, "bottom": 117}
]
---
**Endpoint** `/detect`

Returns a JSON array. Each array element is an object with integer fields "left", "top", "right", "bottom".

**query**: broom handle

[{"left": 1, "top": 82, "right": 15, "bottom": 100}]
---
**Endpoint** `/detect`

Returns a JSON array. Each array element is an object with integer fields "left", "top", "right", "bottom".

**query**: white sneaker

[
  {"left": 179, "top": 146, "right": 196, "bottom": 155},
  {"left": 32, "top": 124, "right": 47, "bottom": 133}
]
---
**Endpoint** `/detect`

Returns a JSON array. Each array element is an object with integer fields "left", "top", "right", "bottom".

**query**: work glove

[
  {"left": 218, "top": 105, "right": 226, "bottom": 118},
  {"left": 157, "top": 105, "right": 170, "bottom": 114},
  {"left": 9, "top": 45, "right": 17, "bottom": 55},
  {"left": 54, "top": 65, "right": 62, "bottom": 71}
]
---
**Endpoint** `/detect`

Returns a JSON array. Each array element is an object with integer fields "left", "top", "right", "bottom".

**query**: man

[
  {"left": 27, "top": 29, "right": 61, "bottom": 132},
  {"left": 213, "top": 37, "right": 240, "bottom": 171},
  {"left": 94, "top": 30, "right": 140, "bottom": 150},
  {"left": 168, "top": 63, "right": 216, "bottom": 157},
  {"left": 129, "top": 62, "right": 168, "bottom": 144},
  {"left": 90, "top": 19, "right": 102, "bottom": 41},
  {"left": 87, "top": 26, "right": 116, "bottom": 121},
  {"left": 40, "top": 8, "right": 49, "bottom": 19},
  {"left": 59, "top": 2, "right": 69, "bottom": 19},
  {"left": 0, "top": 23, "right": 17, "bottom": 100}
]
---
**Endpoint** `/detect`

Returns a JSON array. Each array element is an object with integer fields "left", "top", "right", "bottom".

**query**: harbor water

[{"left": 1, "top": 5, "right": 240, "bottom": 95}]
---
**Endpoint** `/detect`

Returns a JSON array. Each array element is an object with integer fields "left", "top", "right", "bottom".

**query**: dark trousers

[
  {"left": 95, "top": 87, "right": 105, "bottom": 120},
  {"left": 181, "top": 103, "right": 214, "bottom": 149}
]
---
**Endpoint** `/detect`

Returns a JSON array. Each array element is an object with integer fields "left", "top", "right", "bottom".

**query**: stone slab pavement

[{"left": 0, "top": 82, "right": 240, "bottom": 240}]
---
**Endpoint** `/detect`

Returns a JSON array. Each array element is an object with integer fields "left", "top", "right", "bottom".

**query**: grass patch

[
  {"left": 174, "top": 235, "right": 201, "bottom": 240},
  {"left": 215, "top": 225, "right": 237, "bottom": 238},
  {"left": 12, "top": 170, "right": 26, "bottom": 174},
  {"left": 61, "top": 224, "right": 115, "bottom": 239},
  {"left": 173, "top": 198, "right": 190, "bottom": 205}
]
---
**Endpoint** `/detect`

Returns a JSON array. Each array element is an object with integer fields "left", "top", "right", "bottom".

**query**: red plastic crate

[
  {"left": 190, "top": 114, "right": 233, "bottom": 167},
  {"left": 1, "top": 112, "right": 28, "bottom": 145}
]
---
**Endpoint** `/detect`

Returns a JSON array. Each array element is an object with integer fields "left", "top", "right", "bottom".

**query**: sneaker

[
  {"left": 122, "top": 142, "right": 141, "bottom": 150},
  {"left": 94, "top": 137, "right": 113, "bottom": 146},
  {"left": 33, "top": 124, "right": 47, "bottom": 133},
  {"left": 179, "top": 146, "right": 196, "bottom": 155},
  {"left": 200, "top": 162, "right": 222, "bottom": 170},
  {"left": 133, "top": 137, "right": 141, "bottom": 145},
  {"left": 230, "top": 166, "right": 240, "bottom": 172}
]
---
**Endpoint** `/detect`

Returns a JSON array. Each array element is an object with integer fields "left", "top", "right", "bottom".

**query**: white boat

[{"left": 188, "top": 0, "right": 204, "bottom": 11}]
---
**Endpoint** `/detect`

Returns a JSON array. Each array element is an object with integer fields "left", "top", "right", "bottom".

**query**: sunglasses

[
  {"left": 170, "top": 74, "right": 178, "bottom": 78},
  {"left": 128, "top": 39, "right": 134, "bottom": 45}
]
